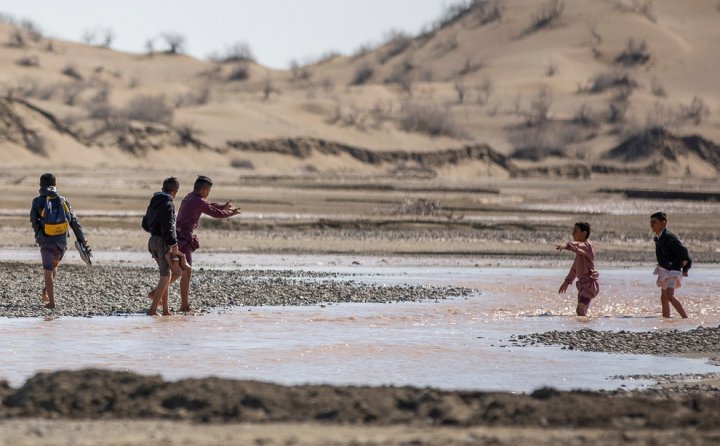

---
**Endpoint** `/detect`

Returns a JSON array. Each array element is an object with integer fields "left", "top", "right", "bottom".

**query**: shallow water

[{"left": 2, "top": 258, "right": 720, "bottom": 392}]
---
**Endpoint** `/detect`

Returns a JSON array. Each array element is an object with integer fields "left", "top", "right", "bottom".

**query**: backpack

[{"left": 40, "top": 195, "right": 70, "bottom": 236}]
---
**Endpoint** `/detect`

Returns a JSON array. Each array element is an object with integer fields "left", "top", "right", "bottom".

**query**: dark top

[
  {"left": 142, "top": 192, "right": 177, "bottom": 246},
  {"left": 654, "top": 228, "right": 692, "bottom": 273},
  {"left": 30, "top": 186, "right": 85, "bottom": 244}
]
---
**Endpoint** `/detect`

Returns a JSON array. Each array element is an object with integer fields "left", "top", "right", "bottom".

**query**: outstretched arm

[{"left": 202, "top": 200, "right": 240, "bottom": 218}]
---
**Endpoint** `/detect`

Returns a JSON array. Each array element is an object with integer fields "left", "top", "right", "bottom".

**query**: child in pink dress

[{"left": 556, "top": 222, "right": 600, "bottom": 316}]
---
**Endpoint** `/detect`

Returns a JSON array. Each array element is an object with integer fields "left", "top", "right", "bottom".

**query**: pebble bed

[
  {"left": 511, "top": 326, "right": 720, "bottom": 355},
  {"left": 0, "top": 262, "right": 473, "bottom": 318}
]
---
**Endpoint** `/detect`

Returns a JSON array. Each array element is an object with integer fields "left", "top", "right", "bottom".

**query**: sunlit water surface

[{"left": 2, "top": 256, "right": 720, "bottom": 392}]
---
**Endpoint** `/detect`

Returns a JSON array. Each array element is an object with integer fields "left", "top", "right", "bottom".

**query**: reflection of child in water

[{"left": 556, "top": 222, "right": 600, "bottom": 316}]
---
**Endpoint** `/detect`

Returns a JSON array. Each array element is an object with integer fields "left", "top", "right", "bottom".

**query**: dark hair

[
  {"left": 650, "top": 211, "right": 667, "bottom": 222},
  {"left": 40, "top": 173, "right": 56, "bottom": 187},
  {"left": 575, "top": 222, "right": 591, "bottom": 239},
  {"left": 193, "top": 175, "right": 213, "bottom": 192},
  {"left": 162, "top": 177, "right": 180, "bottom": 193}
]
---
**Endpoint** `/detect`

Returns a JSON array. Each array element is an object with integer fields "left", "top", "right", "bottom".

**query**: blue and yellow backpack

[{"left": 40, "top": 195, "right": 71, "bottom": 236}]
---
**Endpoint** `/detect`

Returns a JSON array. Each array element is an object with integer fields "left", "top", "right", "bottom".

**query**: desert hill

[{"left": 1, "top": 0, "right": 719, "bottom": 178}]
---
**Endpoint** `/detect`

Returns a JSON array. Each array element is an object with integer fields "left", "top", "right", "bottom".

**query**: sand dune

[{"left": 1, "top": 1, "right": 719, "bottom": 178}]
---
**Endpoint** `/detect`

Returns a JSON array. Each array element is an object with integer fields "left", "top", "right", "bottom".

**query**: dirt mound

[
  {"left": 226, "top": 137, "right": 514, "bottom": 171},
  {"left": 3, "top": 369, "right": 720, "bottom": 428},
  {"left": 604, "top": 128, "right": 720, "bottom": 168}
]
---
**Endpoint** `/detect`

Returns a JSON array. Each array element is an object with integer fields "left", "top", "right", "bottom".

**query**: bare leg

[
  {"left": 41, "top": 262, "right": 58, "bottom": 303},
  {"left": 43, "top": 268, "right": 55, "bottom": 309},
  {"left": 576, "top": 303, "right": 588, "bottom": 316},
  {"left": 666, "top": 288, "right": 688, "bottom": 319},
  {"left": 161, "top": 286, "right": 171, "bottom": 316},
  {"left": 148, "top": 275, "right": 171, "bottom": 316},
  {"left": 660, "top": 289, "right": 671, "bottom": 318},
  {"left": 179, "top": 268, "right": 192, "bottom": 312}
]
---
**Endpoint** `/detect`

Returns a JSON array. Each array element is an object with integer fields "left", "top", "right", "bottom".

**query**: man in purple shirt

[{"left": 176, "top": 175, "right": 240, "bottom": 312}]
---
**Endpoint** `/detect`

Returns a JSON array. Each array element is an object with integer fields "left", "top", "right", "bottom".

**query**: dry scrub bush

[
  {"left": 476, "top": 77, "right": 494, "bottom": 105},
  {"left": 650, "top": 77, "right": 666, "bottom": 97},
  {"left": 528, "top": 0, "right": 564, "bottom": 32},
  {"left": 471, "top": 0, "right": 504, "bottom": 26},
  {"left": 573, "top": 104, "right": 599, "bottom": 127},
  {"left": 527, "top": 86, "right": 552, "bottom": 126},
  {"left": 615, "top": 38, "right": 650, "bottom": 66},
  {"left": 377, "top": 30, "right": 412, "bottom": 64},
  {"left": 15, "top": 55, "right": 38, "bottom": 67},
  {"left": 227, "top": 64, "right": 250, "bottom": 82},
  {"left": 327, "top": 102, "right": 368, "bottom": 131},
  {"left": 61, "top": 65, "right": 83, "bottom": 80},
  {"left": 385, "top": 59, "right": 414, "bottom": 85},
  {"left": 26, "top": 132, "right": 47, "bottom": 155},
  {"left": 174, "top": 87, "right": 210, "bottom": 108},
  {"left": 400, "top": 101, "right": 465, "bottom": 138},
  {"left": 579, "top": 71, "right": 636, "bottom": 94},
  {"left": 622, "top": 0, "right": 657, "bottom": 23},
  {"left": 454, "top": 80, "right": 468, "bottom": 104},
  {"left": 289, "top": 60, "right": 312, "bottom": 82},
  {"left": 123, "top": 94, "right": 173, "bottom": 124},
  {"left": 211, "top": 42, "right": 255, "bottom": 63},
  {"left": 682, "top": 96, "right": 711, "bottom": 126},
  {"left": 7, "top": 30, "right": 25, "bottom": 48},
  {"left": 456, "top": 57, "right": 484, "bottom": 76},
  {"left": 351, "top": 64, "right": 374, "bottom": 86},
  {"left": 546, "top": 59, "right": 557, "bottom": 77}
]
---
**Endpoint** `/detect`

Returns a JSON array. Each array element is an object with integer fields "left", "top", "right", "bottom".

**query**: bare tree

[
  {"left": 477, "top": 77, "right": 494, "bottom": 105},
  {"left": 454, "top": 79, "right": 467, "bottom": 104},
  {"left": 528, "top": 86, "right": 552, "bottom": 125},
  {"left": 161, "top": 33, "right": 186, "bottom": 54},
  {"left": 528, "top": 0, "right": 564, "bottom": 32}
]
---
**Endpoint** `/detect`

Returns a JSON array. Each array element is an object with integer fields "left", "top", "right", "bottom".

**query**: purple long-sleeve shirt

[{"left": 176, "top": 191, "right": 235, "bottom": 237}]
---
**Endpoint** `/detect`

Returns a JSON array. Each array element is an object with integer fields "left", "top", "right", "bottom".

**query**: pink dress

[{"left": 563, "top": 241, "right": 600, "bottom": 301}]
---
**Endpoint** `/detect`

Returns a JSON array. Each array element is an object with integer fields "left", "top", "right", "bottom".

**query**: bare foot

[
  {"left": 44, "top": 303, "right": 55, "bottom": 309},
  {"left": 162, "top": 311, "right": 172, "bottom": 316},
  {"left": 179, "top": 306, "right": 193, "bottom": 313},
  {"left": 147, "top": 310, "right": 158, "bottom": 316}
]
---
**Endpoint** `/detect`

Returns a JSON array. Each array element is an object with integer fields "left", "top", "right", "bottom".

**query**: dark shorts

[
  {"left": 40, "top": 242, "right": 66, "bottom": 271},
  {"left": 177, "top": 234, "right": 198, "bottom": 266},
  {"left": 148, "top": 236, "right": 171, "bottom": 276}
]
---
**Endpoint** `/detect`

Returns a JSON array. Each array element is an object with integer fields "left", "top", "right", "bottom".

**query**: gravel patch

[
  {"left": 510, "top": 326, "right": 720, "bottom": 355},
  {"left": 0, "top": 262, "right": 473, "bottom": 318}
]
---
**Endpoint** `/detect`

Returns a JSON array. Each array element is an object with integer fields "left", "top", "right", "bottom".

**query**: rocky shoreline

[
  {"left": 510, "top": 326, "right": 720, "bottom": 355},
  {"left": 0, "top": 262, "right": 472, "bottom": 318}
]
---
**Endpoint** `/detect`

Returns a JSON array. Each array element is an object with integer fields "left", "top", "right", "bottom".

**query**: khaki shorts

[{"left": 148, "top": 236, "right": 171, "bottom": 276}]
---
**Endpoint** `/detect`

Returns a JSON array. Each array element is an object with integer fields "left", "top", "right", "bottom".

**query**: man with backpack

[
  {"left": 30, "top": 172, "right": 90, "bottom": 309},
  {"left": 142, "top": 177, "right": 182, "bottom": 316}
]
